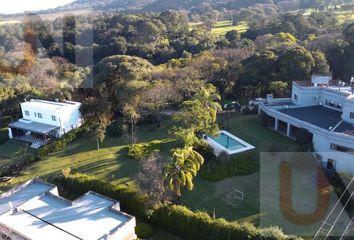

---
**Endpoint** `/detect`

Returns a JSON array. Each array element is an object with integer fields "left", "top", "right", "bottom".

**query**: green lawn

[
  {"left": 188, "top": 20, "right": 249, "bottom": 36},
  {"left": 0, "top": 140, "right": 29, "bottom": 169},
  {"left": 211, "top": 21, "right": 249, "bottom": 36},
  {"left": 0, "top": 114, "right": 306, "bottom": 235},
  {"left": 181, "top": 114, "right": 299, "bottom": 224},
  {"left": 0, "top": 120, "right": 175, "bottom": 189}
]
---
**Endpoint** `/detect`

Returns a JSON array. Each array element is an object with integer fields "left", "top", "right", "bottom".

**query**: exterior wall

[
  {"left": 20, "top": 103, "right": 61, "bottom": 127},
  {"left": 318, "top": 90, "right": 345, "bottom": 110},
  {"left": 109, "top": 217, "right": 137, "bottom": 240},
  {"left": 8, "top": 128, "right": 12, "bottom": 139},
  {"left": 314, "top": 134, "right": 354, "bottom": 173},
  {"left": 0, "top": 224, "right": 28, "bottom": 240},
  {"left": 19, "top": 101, "right": 82, "bottom": 137},
  {"left": 57, "top": 103, "right": 82, "bottom": 136},
  {"left": 292, "top": 86, "right": 320, "bottom": 106},
  {"left": 342, "top": 100, "right": 354, "bottom": 124}
]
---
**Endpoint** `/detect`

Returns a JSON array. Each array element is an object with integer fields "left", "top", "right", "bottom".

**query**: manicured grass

[
  {"left": 0, "top": 114, "right": 303, "bottom": 233},
  {"left": 211, "top": 21, "right": 248, "bottom": 36},
  {"left": 0, "top": 140, "right": 29, "bottom": 169},
  {"left": 188, "top": 20, "right": 249, "bottom": 36},
  {"left": 0, "top": 120, "right": 176, "bottom": 189},
  {"left": 181, "top": 114, "right": 299, "bottom": 224}
]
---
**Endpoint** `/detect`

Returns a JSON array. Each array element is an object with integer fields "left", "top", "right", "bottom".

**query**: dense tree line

[{"left": 1, "top": 3, "right": 354, "bottom": 116}]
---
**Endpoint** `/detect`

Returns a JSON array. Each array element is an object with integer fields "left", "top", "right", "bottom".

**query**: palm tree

[
  {"left": 164, "top": 147, "right": 204, "bottom": 203},
  {"left": 173, "top": 84, "right": 222, "bottom": 137}
]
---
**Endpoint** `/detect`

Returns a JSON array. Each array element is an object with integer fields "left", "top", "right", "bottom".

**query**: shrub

[
  {"left": 106, "top": 121, "right": 124, "bottom": 137},
  {"left": 135, "top": 223, "right": 155, "bottom": 239},
  {"left": 151, "top": 204, "right": 297, "bottom": 240},
  {"left": 200, "top": 151, "right": 259, "bottom": 181},
  {"left": 128, "top": 140, "right": 161, "bottom": 160},
  {"left": 193, "top": 141, "right": 215, "bottom": 164}
]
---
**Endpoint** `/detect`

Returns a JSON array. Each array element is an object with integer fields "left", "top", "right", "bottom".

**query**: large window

[
  {"left": 37, "top": 113, "right": 43, "bottom": 118},
  {"left": 51, "top": 115, "right": 57, "bottom": 121},
  {"left": 331, "top": 144, "right": 354, "bottom": 155},
  {"left": 24, "top": 110, "right": 30, "bottom": 116}
]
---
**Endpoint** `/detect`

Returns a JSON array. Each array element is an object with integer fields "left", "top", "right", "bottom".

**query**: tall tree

[
  {"left": 164, "top": 146, "right": 204, "bottom": 203},
  {"left": 173, "top": 84, "right": 222, "bottom": 137},
  {"left": 122, "top": 104, "right": 140, "bottom": 145}
]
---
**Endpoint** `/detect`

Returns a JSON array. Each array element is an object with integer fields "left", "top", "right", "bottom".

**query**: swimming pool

[{"left": 206, "top": 130, "right": 255, "bottom": 155}]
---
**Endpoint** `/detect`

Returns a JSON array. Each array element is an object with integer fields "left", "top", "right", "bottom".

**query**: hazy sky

[{"left": 1, "top": 0, "right": 75, "bottom": 14}]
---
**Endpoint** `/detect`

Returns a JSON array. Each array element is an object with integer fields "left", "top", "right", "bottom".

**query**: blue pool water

[{"left": 209, "top": 133, "right": 246, "bottom": 151}]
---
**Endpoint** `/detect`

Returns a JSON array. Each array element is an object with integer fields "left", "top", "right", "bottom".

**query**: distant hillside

[
  {"left": 1, "top": 0, "right": 335, "bottom": 18},
  {"left": 62, "top": 0, "right": 157, "bottom": 11}
]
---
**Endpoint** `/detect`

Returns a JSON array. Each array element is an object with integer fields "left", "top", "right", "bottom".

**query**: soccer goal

[{"left": 227, "top": 189, "right": 244, "bottom": 207}]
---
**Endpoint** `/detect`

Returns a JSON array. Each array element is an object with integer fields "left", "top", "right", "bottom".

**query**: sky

[{"left": 1, "top": 0, "right": 75, "bottom": 14}]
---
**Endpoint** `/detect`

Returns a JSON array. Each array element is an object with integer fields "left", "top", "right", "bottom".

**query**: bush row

[
  {"left": 52, "top": 172, "right": 301, "bottom": 240},
  {"left": 35, "top": 124, "right": 90, "bottom": 161},
  {"left": 152, "top": 204, "right": 300, "bottom": 240},
  {"left": 128, "top": 140, "right": 162, "bottom": 160},
  {"left": 50, "top": 172, "right": 148, "bottom": 219},
  {"left": 199, "top": 151, "right": 259, "bottom": 181}
]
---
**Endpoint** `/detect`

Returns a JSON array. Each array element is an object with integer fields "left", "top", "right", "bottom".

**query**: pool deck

[{"left": 206, "top": 130, "right": 255, "bottom": 155}]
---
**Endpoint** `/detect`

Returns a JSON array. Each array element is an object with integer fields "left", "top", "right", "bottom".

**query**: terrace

[
  {"left": 279, "top": 106, "right": 342, "bottom": 130},
  {"left": 293, "top": 81, "right": 354, "bottom": 96}
]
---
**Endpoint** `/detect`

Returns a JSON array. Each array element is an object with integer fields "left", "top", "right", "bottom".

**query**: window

[
  {"left": 294, "top": 94, "right": 298, "bottom": 101},
  {"left": 51, "top": 115, "right": 57, "bottom": 121},
  {"left": 37, "top": 113, "right": 43, "bottom": 118},
  {"left": 24, "top": 110, "right": 30, "bottom": 116},
  {"left": 331, "top": 144, "right": 354, "bottom": 155},
  {"left": 351, "top": 112, "right": 354, "bottom": 119}
]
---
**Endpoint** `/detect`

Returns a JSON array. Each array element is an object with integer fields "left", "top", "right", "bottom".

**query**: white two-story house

[
  {"left": 259, "top": 75, "right": 354, "bottom": 174},
  {"left": 8, "top": 99, "right": 82, "bottom": 148}
]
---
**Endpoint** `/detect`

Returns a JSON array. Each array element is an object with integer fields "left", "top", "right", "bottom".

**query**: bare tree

[
  {"left": 136, "top": 153, "right": 171, "bottom": 206},
  {"left": 140, "top": 82, "right": 178, "bottom": 127}
]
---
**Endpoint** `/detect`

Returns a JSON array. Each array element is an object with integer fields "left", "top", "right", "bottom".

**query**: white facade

[
  {"left": 19, "top": 99, "right": 82, "bottom": 137},
  {"left": 259, "top": 76, "right": 354, "bottom": 174},
  {"left": 0, "top": 178, "right": 137, "bottom": 240},
  {"left": 8, "top": 99, "right": 82, "bottom": 148}
]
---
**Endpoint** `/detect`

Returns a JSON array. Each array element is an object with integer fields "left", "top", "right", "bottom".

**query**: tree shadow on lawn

[{"left": 76, "top": 148, "right": 139, "bottom": 182}]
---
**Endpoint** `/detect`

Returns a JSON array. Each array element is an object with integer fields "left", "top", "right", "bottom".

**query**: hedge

[
  {"left": 199, "top": 151, "right": 259, "bottom": 181},
  {"left": 151, "top": 204, "right": 300, "bottom": 240},
  {"left": 135, "top": 223, "right": 155, "bottom": 239},
  {"left": 128, "top": 140, "right": 162, "bottom": 160},
  {"left": 51, "top": 172, "right": 301, "bottom": 240},
  {"left": 50, "top": 172, "right": 148, "bottom": 219}
]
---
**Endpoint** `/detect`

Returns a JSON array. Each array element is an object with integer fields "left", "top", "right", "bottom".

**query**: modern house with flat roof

[
  {"left": 0, "top": 178, "right": 137, "bottom": 240},
  {"left": 8, "top": 99, "right": 82, "bottom": 149},
  {"left": 259, "top": 75, "right": 354, "bottom": 174}
]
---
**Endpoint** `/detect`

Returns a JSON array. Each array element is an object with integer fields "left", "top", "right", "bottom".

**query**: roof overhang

[{"left": 9, "top": 120, "right": 59, "bottom": 135}]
